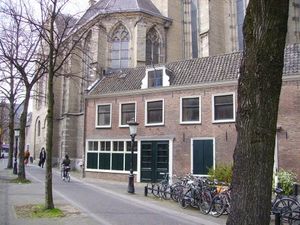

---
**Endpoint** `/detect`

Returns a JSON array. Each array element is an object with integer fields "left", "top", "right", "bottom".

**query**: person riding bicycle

[{"left": 62, "top": 154, "right": 71, "bottom": 179}]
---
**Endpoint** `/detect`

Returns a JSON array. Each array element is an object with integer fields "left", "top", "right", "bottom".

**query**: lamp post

[
  {"left": 127, "top": 120, "right": 139, "bottom": 194},
  {"left": 13, "top": 129, "right": 20, "bottom": 175}
]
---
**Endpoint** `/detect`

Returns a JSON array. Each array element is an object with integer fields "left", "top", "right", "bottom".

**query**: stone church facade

[{"left": 26, "top": 0, "right": 300, "bottom": 171}]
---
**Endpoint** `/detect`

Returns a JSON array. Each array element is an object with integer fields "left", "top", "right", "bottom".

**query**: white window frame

[
  {"left": 95, "top": 103, "right": 112, "bottom": 128},
  {"left": 145, "top": 99, "right": 164, "bottom": 126},
  {"left": 85, "top": 139, "right": 138, "bottom": 174},
  {"left": 180, "top": 96, "right": 201, "bottom": 124},
  {"left": 141, "top": 66, "right": 170, "bottom": 89},
  {"left": 119, "top": 101, "right": 137, "bottom": 127},
  {"left": 212, "top": 92, "right": 236, "bottom": 123}
]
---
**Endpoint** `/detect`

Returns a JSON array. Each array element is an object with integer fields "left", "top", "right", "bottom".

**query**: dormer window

[
  {"left": 148, "top": 70, "right": 163, "bottom": 87},
  {"left": 141, "top": 66, "right": 170, "bottom": 89}
]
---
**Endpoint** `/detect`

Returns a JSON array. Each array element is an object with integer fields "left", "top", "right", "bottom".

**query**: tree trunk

[
  {"left": 45, "top": 1, "right": 56, "bottom": 209},
  {"left": 17, "top": 89, "right": 30, "bottom": 180},
  {"left": 7, "top": 92, "right": 15, "bottom": 169},
  {"left": 226, "top": 1, "right": 289, "bottom": 225},
  {"left": 7, "top": 62, "right": 15, "bottom": 169}
]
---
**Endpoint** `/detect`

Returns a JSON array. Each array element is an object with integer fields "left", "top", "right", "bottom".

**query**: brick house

[
  {"left": 27, "top": 0, "right": 300, "bottom": 171},
  {"left": 84, "top": 44, "right": 300, "bottom": 182}
]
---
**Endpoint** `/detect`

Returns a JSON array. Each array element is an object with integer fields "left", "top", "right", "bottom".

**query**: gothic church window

[
  {"left": 110, "top": 25, "right": 129, "bottom": 69},
  {"left": 81, "top": 31, "right": 92, "bottom": 112},
  {"left": 37, "top": 120, "right": 41, "bottom": 136},
  {"left": 236, "top": 0, "right": 249, "bottom": 50},
  {"left": 146, "top": 28, "right": 160, "bottom": 65},
  {"left": 191, "top": 0, "right": 198, "bottom": 58},
  {"left": 83, "top": 31, "right": 92, "bottom": 88}
]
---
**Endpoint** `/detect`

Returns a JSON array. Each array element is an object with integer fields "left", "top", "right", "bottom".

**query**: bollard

[
  {"left": 293, "top": 183, "right": 299, "bottom": 197},
  {"left": 274, "top": 212, "right": 281, "bottom": 225},
  {"left": 144, "top": 186, "right": 148, "bottom": 197}
]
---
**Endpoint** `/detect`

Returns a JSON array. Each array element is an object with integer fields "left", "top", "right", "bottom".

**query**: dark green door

[
  {"left": 141, "top": 141, "right": 169, "bottom": 182},
  {"left": 193, "top": 139, "right": 213, "bottom": 175}
]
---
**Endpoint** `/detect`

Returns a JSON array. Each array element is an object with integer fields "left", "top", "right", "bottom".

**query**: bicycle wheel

[
  {"left": 210, "top": 195, "right": 226, "bottom": 217},
  {"left": 66, "top": 172, "right": 70, "bottom": 182},
  {"left": 161, "top": 185, "right": 171, "bottom": 200},
  {"left": 273, "top": 198, "right": 300, "bottom": 224},
  {"left": 151, "top": 184, "right": 160, "bottom": 198},
  {"left": 61, "top": 169, "right": 64, "bottom": 180},
  {"left": 199, "top": 190, "right": 212, "bottom": 214},
  {"left": 178, "top": 190, "right": 190, "bottom": 209},
  {"left": 171, "top": 185, "right": 184, "bottom": 202}
]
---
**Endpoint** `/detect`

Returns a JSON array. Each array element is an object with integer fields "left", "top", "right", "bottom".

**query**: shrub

[
  {"left": 208, "top": 164, "right": 233, "bottom": 185},
  {"left": 276, "top": 169, "right": 298, "bottom": 195}
]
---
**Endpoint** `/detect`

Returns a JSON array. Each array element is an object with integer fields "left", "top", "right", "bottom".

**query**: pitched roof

[
  {"left": 75, "top": 0, "right": 166, "bottom": 28},
  {"left": 89, "top": 44, "right": 300, "bottom": 96},
  {"left": 89, "top": 52, "right": 242, "bottom": 95}
]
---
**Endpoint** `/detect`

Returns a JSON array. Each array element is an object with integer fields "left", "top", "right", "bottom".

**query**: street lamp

[
  {"left": 127, "top": 120, "right": 139, "bottom": 194},
  {"left": 13, "top": 128, "right": 20, "bottom": 175}
]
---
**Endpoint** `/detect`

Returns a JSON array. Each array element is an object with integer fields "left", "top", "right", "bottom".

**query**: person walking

[
  {"left": 39, "top": 148, "right": 46, "bottom": 168},
  {"left": 24, "top": 150, "right": 30, "bottom": 165}
]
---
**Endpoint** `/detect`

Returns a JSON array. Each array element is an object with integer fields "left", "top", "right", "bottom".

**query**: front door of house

[
  {"left": 141, "top": 141, "right": 169, "bottom": 182},
  {"left": 192, "top": 139, "right": 214, "bottom": 175}
]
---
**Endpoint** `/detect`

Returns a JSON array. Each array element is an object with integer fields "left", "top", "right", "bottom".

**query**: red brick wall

[
  {"left": 85, "top": 83, "right": 238, "bottom": 177},
  {"left": 277, "top": 80, "right": 300, "bottom": 179},
  {"left": 85, "top": 78, "right": 300, "bottom": 180}
]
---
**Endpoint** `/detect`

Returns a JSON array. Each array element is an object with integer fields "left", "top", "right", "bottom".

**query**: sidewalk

[{"left": 0, "top": 159, "right": 226, "bottom": 225}]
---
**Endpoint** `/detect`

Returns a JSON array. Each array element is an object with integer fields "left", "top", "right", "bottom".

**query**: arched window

[
  {"left": 146, "top": 28, "right": 160, "bottom": 65},
  {"left": 37, "top": 120, "right": 41, "bottom": 137},
  {"left": 80, "top": 31, "right": 93, "bottom": 112},
  {"left": 111, "top": 24, "right": 129, "bottom": 69},
  {"left": 83, "top": 31, "right": 93, "bottom": 87}
]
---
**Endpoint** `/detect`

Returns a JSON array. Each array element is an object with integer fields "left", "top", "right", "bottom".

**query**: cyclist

[{"left": 62, "top": 154, "right": 71, "bottom": 180}]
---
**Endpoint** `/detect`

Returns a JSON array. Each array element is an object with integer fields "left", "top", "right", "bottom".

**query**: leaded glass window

[
  {"left": 146, "top": 28, "right": 160, "bottom": 65},
  {"left": 111, "top": 25, "right": 129, "bottom": 69}
]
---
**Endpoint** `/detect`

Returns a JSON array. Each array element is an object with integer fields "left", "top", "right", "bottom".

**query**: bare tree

[
  {"left": 226, "top": 1, "right": 289, "bottom": 225},
  {"left": 1, "top": 0, "right": 106, "bottom": 209},
  {"left": 0, "top": 42, "right": 24, "bottom": 169},
  {"left": 24, "top": 0, "right": 100, "bottom": 209},
  {"left": 0, "top": 0, "right": 44, "bottom": 179}
]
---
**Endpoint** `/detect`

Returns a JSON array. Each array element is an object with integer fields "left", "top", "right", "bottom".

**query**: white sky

[{"left": 64, "top": 0, "right": 90, "bottom": 15}]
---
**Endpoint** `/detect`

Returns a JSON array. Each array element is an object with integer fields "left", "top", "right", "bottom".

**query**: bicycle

[
  {"left": 146, "top": 172, "right": 170, "bottom": 199},
  {"left": 271, "top": 187, "right": 300, "bottom": 224},
  {"left": 61, "top": 165, "right": 71, "bottom": 182},
  {"left": 209, "top": 186, "right": 231, "bottom": 217}
]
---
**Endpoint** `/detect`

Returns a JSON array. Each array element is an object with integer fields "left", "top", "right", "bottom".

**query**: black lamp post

[
  {"left": 13, "top": 128, "right": 20, "bottom": 175},
  {"left": 127, "top": 120, "right": 139, "bottom": 194}
]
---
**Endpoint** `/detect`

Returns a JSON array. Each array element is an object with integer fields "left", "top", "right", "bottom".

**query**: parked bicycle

[
  {"left": 146, "top": 172, "right": 171, "bottom": 199},
  {"left": 209, "top": 185, "right": 231, "bottom": 217},
  {"left": 271, "top": 187, "right": 300, "bottom": 224}
]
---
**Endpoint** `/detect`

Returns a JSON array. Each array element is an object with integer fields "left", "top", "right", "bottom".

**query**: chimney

[{"left": 89, "top": 0, "right": 96, "bottom": 6}]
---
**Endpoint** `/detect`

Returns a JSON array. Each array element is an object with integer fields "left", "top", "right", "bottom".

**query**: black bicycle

[
  {"left": 271, "top": 187, "right": 300, "bottom": 224},
  {"left": 61, "top": 165, "right": 70, "bottom": 182}
]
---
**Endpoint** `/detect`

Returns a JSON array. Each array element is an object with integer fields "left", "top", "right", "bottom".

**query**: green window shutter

[
  {"left": 87, "top": 153, "right": 98, "bottom": 169},
  {"left": 112, "top": 153, "right": 124, "bottom": 170},
  {"left": 193, "top": 140, "right": 213, "bottom": 175},
  {"left": 125, "top": 153, "right": 137, "bottom": 171},
  {"left": 99, "top": 153, "right": 111, "bottom": 169}
]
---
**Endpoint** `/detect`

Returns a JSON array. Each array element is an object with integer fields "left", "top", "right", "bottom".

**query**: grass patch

[
  {"left": 10, "top": 178, "right": 31, "bottom": 184},
  {"left": 15, "top": 204, "right": 64, "bottom": 218}
]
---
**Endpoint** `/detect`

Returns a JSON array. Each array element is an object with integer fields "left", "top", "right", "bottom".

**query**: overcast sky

[{"left": 65, "top": 0, "right": 90, "bottom": 15}]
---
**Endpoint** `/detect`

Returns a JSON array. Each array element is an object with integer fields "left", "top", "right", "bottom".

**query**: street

[{"left": 0, "top": 159, "right": 225, "bottom": 225}]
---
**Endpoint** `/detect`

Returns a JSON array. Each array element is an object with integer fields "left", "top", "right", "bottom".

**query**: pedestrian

[
  {"left": 24, "top": 150, "right": 30, "bottom": 165},
  {"left": 39, "top": 148, "right": 46, "bottom": 168}
]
